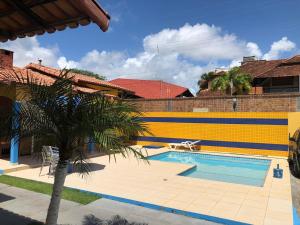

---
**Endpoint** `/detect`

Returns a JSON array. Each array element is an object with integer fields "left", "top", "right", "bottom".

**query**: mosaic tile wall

[{"left": 136, "top": 112, "right": 299, "bottom": 157}]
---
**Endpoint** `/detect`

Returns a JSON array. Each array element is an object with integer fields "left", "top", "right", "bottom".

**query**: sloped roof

[
  {"left": 240, "top": 59, "right": 284, "bottom": 77},
  {"left": 0, "top": 63, "right": 134, "bottom": 94},
  {"left": 26, "top": 63, "right": 132, "bottom": 92},
  {"left": 282, "top": 55, "right": 300, "bottom": 65},
  {"left": 240, "top": 55, "right": 300, "bottom": 78},
  {"left": 110, "top": 78, "right": 193, "bottom": 99},
  {"left": 0, "top": 0, "right": 110, "bottom": 42},
  {"left": 0, "top": 67, "right": 98, "bottom": 93}
]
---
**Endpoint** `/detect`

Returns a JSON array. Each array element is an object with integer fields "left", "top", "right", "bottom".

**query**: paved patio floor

[
  {"left": 0, "top": 183, "right": 219, "bottom": 225},
  {"left": 7, "top": 147, "right": 293, "bottom": 225}
]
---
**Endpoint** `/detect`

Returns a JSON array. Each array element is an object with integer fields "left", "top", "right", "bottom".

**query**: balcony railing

[{"left": 263, "top": 86, "right": 299, "bottom": 93}]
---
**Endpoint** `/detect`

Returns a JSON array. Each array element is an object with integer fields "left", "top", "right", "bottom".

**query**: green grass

[{"left": 0, "top": 175, "right": 100, "bottom": 204}]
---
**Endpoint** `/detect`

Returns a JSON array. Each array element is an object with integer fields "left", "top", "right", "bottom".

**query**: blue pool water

[{"left": 148, "top": 151, "right": 271, "bottom": 186}]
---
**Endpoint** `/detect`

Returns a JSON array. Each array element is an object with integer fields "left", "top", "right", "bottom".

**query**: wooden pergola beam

[
  {"left": 0, "top": 0, "right": 110, "bottom": 42},
  {"left": 0, "top": 0, "right": 58, "bottom": 18},
  {"left": 3, "top": 0, "right": 54, "bottom": 30}
]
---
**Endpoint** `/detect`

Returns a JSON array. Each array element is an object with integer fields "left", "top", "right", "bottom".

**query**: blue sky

[{"left": 1, "top": 0, "right": 299, "bottom": 93}]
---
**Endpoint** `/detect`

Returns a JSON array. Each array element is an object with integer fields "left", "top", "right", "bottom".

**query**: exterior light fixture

[{"left": 232, "top": 97, "right": 237, "bottom": 112}]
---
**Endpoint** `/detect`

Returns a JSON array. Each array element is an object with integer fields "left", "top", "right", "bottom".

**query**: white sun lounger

[{"left": 168, "top": 140, "right": 201, "bottom": 151}]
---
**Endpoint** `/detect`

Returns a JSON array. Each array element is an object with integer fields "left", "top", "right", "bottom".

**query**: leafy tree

[
  {"left": 211, "top": 67, "right": 252, "bottom": 95},
  {"left": 197, "top": 71, "right": 215, "bottom": 94},
  {"left": 69, "top": 68, "right": 106, "bottom": 80},
  {"left": 82, "top": 214, "right": 148, "bottom": 225},
  {"left": 198, "top": 71, "right": 215, "bottom": 88},
  {"left": 1, "top": 71, "right": 148, "bottom": 225}
]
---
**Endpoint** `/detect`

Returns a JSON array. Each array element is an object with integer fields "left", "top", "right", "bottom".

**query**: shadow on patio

[
  {"left": 0, "top": 193, "right": 41, "bottom": 225},
  {"left": 0, "top": 152, "right": 106, "bottom": 174}
]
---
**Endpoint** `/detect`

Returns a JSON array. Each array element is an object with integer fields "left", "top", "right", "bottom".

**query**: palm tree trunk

[{"left": 45, "top": 160, "right": 68, "bottom": 225}]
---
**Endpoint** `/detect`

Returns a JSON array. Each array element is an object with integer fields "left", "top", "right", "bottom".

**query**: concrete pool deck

[
  {"left": 6, "top": 147, "right": 293, "bottom": 225},
  {"left": 0, "top": 184, "right": 218, "bottom": 225}
]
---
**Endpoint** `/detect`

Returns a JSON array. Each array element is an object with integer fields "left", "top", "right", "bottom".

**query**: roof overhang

[{"left": 0, "top": 0, "right": 110, "bottom": 42}]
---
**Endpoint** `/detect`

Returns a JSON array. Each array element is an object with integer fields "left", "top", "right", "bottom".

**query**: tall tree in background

[
  {"left": 197, "top": 71, "right": 215, "bottom": 95},
  {"left": 69, "top": 68, "right": 106, "bottom": 80},
  {"left": 211, "top": 67, "right": 252, "bottom": 95}
]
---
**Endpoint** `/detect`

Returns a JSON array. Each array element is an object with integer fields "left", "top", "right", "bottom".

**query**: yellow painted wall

[
  {"left": 0, "top": 84, "right": 15, "bottom": 100},
  {"left": 288, "top": 112, "right": 300, "bottom": 137},
  {"left": 85, "top": 83, "right": 120, "bottom": 96},
  {"left": 142, "top": 112, "right": 288, "bottom": 119},
  {"left": 137, "top": 112, "right": 289, "bottom": 157},
  {"left": 145, "top": 122, "right": 286, "bottom": 144}
]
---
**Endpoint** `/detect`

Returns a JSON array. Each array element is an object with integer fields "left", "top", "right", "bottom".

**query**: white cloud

[
  {"left": 0, "top": 37, "right": 59, "bottom": 67},
  {"left": 143, "top": 23, "right": 257, "bottom": 61},
  {"left": 57, "top": 57, "right": 78, "bottom": 69},
  {"left": 0, "top": 24, "right": 297, "bottom": 94},
  {"left": 58, "top": 23, "right": 266, "bottom": 93},
  {"left": 246, "top": 42, "right": 262, "bottom": 58},
  {"left": 263, "top": 37, "right": 296, "bottom": 60},
  {"left": 229, "top": 59, "right": 241, "bottom": 68}
]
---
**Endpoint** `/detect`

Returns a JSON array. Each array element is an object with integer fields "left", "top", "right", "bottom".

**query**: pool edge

[{"left": 68, "top": 186, "right": 252, "bottom": 225}]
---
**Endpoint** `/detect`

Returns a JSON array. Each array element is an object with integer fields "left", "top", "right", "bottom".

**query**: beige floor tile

[
  {"left": 248, "top": 189, "right": 270, "bottom": 197},
  {"left": 171, "top": 193, "right": 199, "bottom": 203},
  {"left": 245, "top": 195, "right": 269, "bottom": 204},
  {"left": 163, "top": 199, "right": 192, "bottom": 210},
  {"left": 190, "top": 198, "right": 218, "bottom": 210},
  {"left": 265, "top": 209, "right": 293, "bottom": 222},
  {"left": 241, "top": 199, "right": 268, "bottom": 210},
  {"left": 210, "top": 202, "right": 241, "bottom": 218},
  {"left": 237, "top": 205, "right": 266, "bottom": 218},
  {"left": 264, "top": 217, "right": 293, "bottom": 225},
  {"left": 267, "top": 198, "right": 292, "bottom": 213},
  {"left": 185, "top": 203, "right": 213, "bottom": 214},
  {"left": 221, "top": 193, "right": 246, "bottom": 204},
  {"left": 5, "top": 149, "right": 293, "bottom": 225},
  {"left": 202, "top": 192, "right": 223, "bottom": 201},
  {"left": 235, "top": 214, "right": 265, "bottom": 225}
]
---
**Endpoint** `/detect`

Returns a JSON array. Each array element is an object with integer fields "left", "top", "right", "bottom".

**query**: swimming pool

[{"left": 148, "top": 151, "right": 271, "bottom": 186}]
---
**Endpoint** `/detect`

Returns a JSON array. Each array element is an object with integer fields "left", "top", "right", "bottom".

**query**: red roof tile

[
  {"left": 240, "top": 59, "right": 284, "bottom": 77},
  {"left": 0, "top": 67, "right": 55, "bottom": 85},
  {"left": 110, "top": 78, "right": 193, "bottom": 99},
  {"left": 282, "top": 55, "right": 300, "bottom": 65},
  {"left": 0, "top": 67, "right": 99, "bottom": 94},
  {"left": 239, "top": 55, "right": 300, "bottom": 79},
  {"left": 25, "top": 63, "right": 132, "bottom": 92},
  {"left": 254, "top": 55, "right": 300, "bottom": 78}
]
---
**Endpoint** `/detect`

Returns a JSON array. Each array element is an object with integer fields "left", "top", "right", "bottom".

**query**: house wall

[
  {"left": 0, "top": 84, "right": 15, "bottom": 100},
  {"left": 262, "top": 77, "right": 299, "bottom": 93},
  {"left": 126, "top": 93, "right": 300, "bottom": 112},
  {"left": 136, "top": 112, "right": 289, "bottom": 157},
  {"left": 85, "top": 83, "right": 120, "bottom": 96},
  {"left": 288, "top": 112, "right": 300, "bottom": 137}
]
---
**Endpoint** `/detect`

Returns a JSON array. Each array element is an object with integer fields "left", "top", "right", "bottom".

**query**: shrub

[{"left": 82, "top": 215, "right": 148, "bottom": 225}]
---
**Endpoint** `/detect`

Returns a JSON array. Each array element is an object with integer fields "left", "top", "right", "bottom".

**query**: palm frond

[{"left": 1, "top": 69, "right": 150, "bottom": 172}]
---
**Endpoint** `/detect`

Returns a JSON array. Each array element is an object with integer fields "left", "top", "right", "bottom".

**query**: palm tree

[
  {"left": 211, "top": 67, "right": 252, "bottom": 95},
  {"left": 1, "top": 71, "right": 148, "bottom": 225},
  {"left": 197, "top": 71, "right": 215, "bottom": 94}
]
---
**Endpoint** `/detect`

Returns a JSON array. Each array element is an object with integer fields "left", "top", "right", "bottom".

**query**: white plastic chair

[{"left": 39, "top": 146, "right": 59, "bottom": 176}]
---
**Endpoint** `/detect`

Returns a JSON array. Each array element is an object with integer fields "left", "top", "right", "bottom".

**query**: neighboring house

[
  {"left": 0, "top": 0, "right": 111, "bottom": 165},
  {"left": 244, "top": 55, "right": 300, "bottom": 93},
  {"left": 110, "top": 78, "right": 194, "bottom": 99},
  {"left": 24, "top": 63, "right": 132, "bottom": 97},
  {"left": 199, "top": 55, "right": 300, "bottom": 95},
  {"left": 0, "top": 49, "right": 131, "bottom": 161}
]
